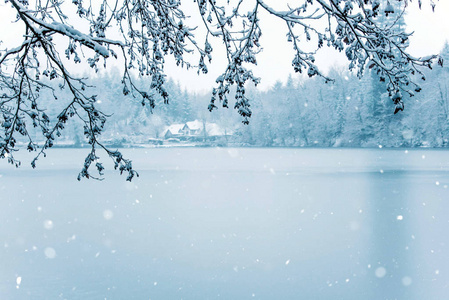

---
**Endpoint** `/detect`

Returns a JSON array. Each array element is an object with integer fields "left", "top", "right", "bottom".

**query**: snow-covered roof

[
  {"left": 162, "top": 121, "right": 232, "bottom": 138},
  {"left": 184, "top": 120, "right": 203, "bottom": 131},
  {"left": 163, "top": 124, "right": 184, "bottom": 136}
]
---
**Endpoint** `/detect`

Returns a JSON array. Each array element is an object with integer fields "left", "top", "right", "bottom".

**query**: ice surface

[{"left": 1, "top": 148, "right": 449, "bottom": 299}]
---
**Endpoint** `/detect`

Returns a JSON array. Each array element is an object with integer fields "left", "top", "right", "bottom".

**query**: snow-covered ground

[{"left": 1, "top": 148, "right": 449, "bottom": 299}]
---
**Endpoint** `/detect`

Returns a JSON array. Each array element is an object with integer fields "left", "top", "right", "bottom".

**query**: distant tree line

[
  {"left": 25, "top": 43, "right": 449, "bottom": 149},
  {"left": 237, "top": 43, "right": 449, "bottom": 148}
]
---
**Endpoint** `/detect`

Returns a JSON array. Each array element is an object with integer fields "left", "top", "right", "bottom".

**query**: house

[
  {"left": 162, "top": 124, "right": 185, "bottom": 139},
  {"left": 182, "top": 120, "right": 204, "bottom": 136},
  {"left": 162, "top": 120, "right": 233, "bottom": 141}
]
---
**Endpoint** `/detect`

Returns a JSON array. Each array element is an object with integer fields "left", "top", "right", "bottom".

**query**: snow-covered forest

[
  {"left": 238, "top": 44, "right": 449, "bottom": 148},
  {"left": 26, "top": 42, "right": 449, "bottom": 149}
]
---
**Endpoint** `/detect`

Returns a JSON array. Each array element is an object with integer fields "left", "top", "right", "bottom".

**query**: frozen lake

[{"left": 1, "top": 148, "right": 449, "bottom": 299}]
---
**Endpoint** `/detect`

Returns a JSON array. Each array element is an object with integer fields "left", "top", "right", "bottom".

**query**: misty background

[{"left": 22, "top": 41, "right": 449, "bottom": 149}]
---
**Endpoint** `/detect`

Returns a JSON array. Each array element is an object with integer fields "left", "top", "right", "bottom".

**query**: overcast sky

[{"left": 1, "top": 1, "right": 448, "bottom": 93}]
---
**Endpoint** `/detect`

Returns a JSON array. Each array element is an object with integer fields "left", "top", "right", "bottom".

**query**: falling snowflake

[
  {"left": 44, "top": 247, "right": 56, "bottom": 259},
  {"left": 375, "top": 267, "right": 387, "bottom": 278},
  {"left": 43, "top": 220, "right": 54, "bottom": 230},
  {"left": 103, "top": 210, "right": 114, "bottom": 220},
  {"left": 402, "top": 276, "right": 412, "bottom": 286}
]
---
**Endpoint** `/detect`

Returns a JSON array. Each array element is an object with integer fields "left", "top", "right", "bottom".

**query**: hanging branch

[{"left": 0, "top": 0, "right": 441, "bottom": 179}]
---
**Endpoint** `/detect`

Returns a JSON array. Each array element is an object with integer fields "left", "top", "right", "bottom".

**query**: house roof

[
  {"left": 162, "top": 121, "right": 233, "bottom": 138},
  {"left": 184, "top": 120, "right": 203, "bottom": 131},
  {"left": 163, "top": 124, "right": 184, "bottom": 136}
]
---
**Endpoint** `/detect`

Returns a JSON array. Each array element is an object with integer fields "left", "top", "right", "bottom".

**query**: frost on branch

[
  {"left": 0, "top": 0, "right": 200, "bottom": 179},
  {"left": 201, "top": 0, "right": 441, "bottom": 118},
  {"left": 0, "top": 0, "right": 442, "bottom": 179}
]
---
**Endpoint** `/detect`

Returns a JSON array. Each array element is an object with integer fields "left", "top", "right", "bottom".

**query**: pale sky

[{"left": 1, "top": 1, "right": 448, "bottom": 93}]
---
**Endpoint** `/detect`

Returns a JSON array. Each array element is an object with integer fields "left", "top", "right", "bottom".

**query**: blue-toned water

[{"left": 1, "top": 148, "right": 449, "bottom": 299}]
